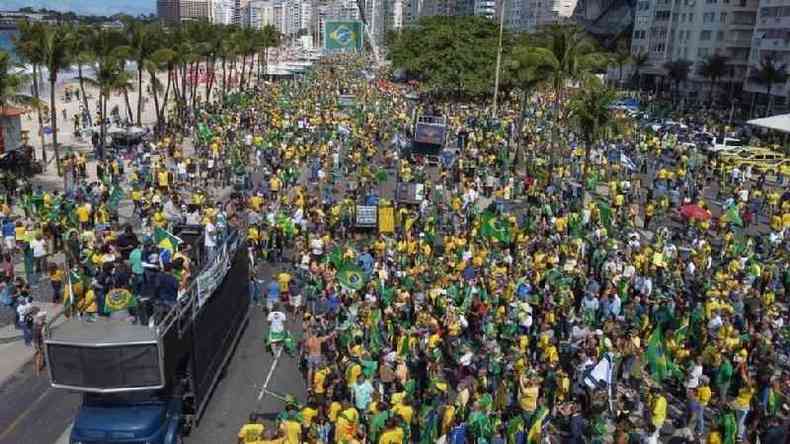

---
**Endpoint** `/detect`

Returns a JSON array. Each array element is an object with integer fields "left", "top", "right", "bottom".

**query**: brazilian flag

[
  {"left": 597, "top": 200, "right": 613, "bottom": 229},
  {"left": 479, "top": 211, "right": 512, "bottom": 243},
  {"left": 154, "top": 227, "right": 182, "bottom": 252},
  {"left": 108, "top": 186, "right": 125, "bottom": 211},
  {"left": 197, "top": 123, "right": 213, "bottom": 141},
  {"left": 105, "top": 288, "right": 138, "bottom": 312},
  {"left": 645, "top": 326, "right": 669, "bottom": 382},
  {"left": 722, "top": 204, "right": 743, "bottom": 227},
  {"left": 526, "top": 406, "right": 549, "bottom": 444},
  {"left": 337, "top": 264, "right": 366, "bottom": 291}
]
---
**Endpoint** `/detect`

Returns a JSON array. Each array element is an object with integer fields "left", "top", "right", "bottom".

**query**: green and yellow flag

[
  {"left": 105, "top": 288, "right": 138, "bottom": 312},
  {"left": 526, "top": 406, "right": 549, "bottom": 444},
  {"left": 645, "top": 326, "right": 669, "bottom": 381}
]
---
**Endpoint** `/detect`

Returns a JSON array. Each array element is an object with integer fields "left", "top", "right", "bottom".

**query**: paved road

[{"left": 0, "top": 358, "right": 80, "bottom": 444}]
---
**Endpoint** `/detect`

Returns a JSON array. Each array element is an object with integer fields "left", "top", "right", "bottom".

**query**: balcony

[{"left": 725, "top": 38, "right": 752, "bottom": 47}]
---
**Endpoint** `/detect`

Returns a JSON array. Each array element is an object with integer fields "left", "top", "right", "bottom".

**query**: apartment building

[
  {"left": 158, "top": 0, "right": 216, "bottom": 22},
  {"left": 630, "top": 0, "right": 760, "bottom": 98},
  {"left": 744, "top": 0, "right": 790, "bottom": 101},
  {"left": 214, "top": 0, "right": 236, "bottom": 24},
  {"left": 522, "top": 0, "right": 578, "bottom": 31},
  {"left": 244, "top": 0, "right": 276, "bottom": 28}
]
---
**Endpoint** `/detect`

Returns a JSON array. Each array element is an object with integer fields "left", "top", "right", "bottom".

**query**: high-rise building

[
  {"left": 629, "top": 0, "right": 759, "bottom": 99},
  {"left": 523, "top": 0, "right": 577, "bottom": 31},
  {"left": 245, "top": 0, "right": 276, "bottom": 28},
  {"left": 180, "top": 0, "right": 215, "bottom": 21},
  {"left": 157, "top": 0, "right": 181, "bottom": 23},
  {"left": 744, "top": 0, "right": 790, "bottom": 107},
  {"left": 215, "top": 0, "right": 236, "bottom": 24}
]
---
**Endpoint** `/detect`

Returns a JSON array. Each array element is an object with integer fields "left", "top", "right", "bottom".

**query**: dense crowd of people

[{"left": 0, "top": 54, "right": 787, "bottom": 444}]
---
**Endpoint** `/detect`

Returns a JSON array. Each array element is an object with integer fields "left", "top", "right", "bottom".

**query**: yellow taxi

[{"left": 719, "top": 146, "right": 788, "bottom": 175}]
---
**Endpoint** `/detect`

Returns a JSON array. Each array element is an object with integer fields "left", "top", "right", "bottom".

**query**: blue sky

[{"left": 3, "top": 0, "right": 156, "bottom": 16}]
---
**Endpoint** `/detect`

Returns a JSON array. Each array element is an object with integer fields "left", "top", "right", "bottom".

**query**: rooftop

[{"left": 49, "top": 317, "right": 158, "bottom": 346}]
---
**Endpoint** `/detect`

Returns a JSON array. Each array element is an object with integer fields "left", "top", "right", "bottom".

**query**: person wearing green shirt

[
  {"left": 716, "top": 358, "right": 733, "bottom": 404},
  {"left": 129, "top": 246, "right": 144, "bottom": 296}
]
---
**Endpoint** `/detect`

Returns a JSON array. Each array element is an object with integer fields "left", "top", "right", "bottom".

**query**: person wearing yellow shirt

[
  {"left": 392, "top": 398, "right": 413, "bottom": 426},
  {"left": 732, "top": 363, "right": 754, "bottom": 441},
  {"left": 76, "top": 203, "right": 92, "bottom": 229},
  {"left": 249, "top": 194, "right": 264, "bottom": 212},
  {"left": 157, "top": 169, "right": 170, "bottom": 192},
  {"left": 648, "top": 388, "right": 667, "bottom": 442},
  {"left": 280, "top": 416, "right": 301, "bottom": 444},
  {"left": 378, "top": 417, "right": 405, "bottom": 444},
  {"left": 335, "top": 401, "right": 359, "bottom": 443},
  {"left": 237, "top": 415, "right": 265, "bottom": 444},
  {"left": 312, "top": 366, "right": 331, "bottom": 397},
  {"left": 269, "top": 176, "right": 282, "bottom": 196}
]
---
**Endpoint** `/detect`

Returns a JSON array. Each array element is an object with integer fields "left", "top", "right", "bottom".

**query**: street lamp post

[{"left": 492, "top": 0, "right": 506, "bottom": 117}]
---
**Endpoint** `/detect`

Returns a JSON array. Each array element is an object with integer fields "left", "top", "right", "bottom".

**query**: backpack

[{"left": 24, "top": 312, "right": 34, "bottom": 328}]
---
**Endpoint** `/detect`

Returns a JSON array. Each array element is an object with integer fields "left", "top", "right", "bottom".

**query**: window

[
  {"left": 655, "top": 10, "right": 671, "bottom": 20},
  {"left": 700, "top": 30, "right": 712, "bottom": 40},
  {"left": 673, "top": 12, "right": 679, "bottom": 21},
  {"left": 721, "top": 12, "right": 727, "bottom": 23},
  {"left": 689, "top": 13, "right": 694, "bottom": 21},
  {"left": 698, "top": 47, "right": 709, "bottom": 57},
  {"left": 717, "top": 30, "right": 724, "bottom": 40},
  {"left": 637, "top": 15, "right": 650, "bottom": 25},
  {"left": 681, "top": 13, "right": 687, "bottom": 21},
  {"left": 706, "top": 0, "right": 717, "bottom": 3},
  {"left": 703, "top": 12, "right": 715, "bottom": 22}
]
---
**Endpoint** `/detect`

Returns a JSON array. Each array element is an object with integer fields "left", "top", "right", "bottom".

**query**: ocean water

[{"left": 0, "top": 30, "right": 19, "bottom": 59}]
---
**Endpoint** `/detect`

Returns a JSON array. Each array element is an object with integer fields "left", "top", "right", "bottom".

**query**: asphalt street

[{"left": 0, "top": 358, "right": 80, "bottom": 444}]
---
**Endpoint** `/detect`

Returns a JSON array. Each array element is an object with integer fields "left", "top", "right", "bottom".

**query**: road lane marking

[
  {"left": 0, "top": 389, "right": 50, "bottom": 441},
  {"left": 257, "top": 347, "right": 283, "bottom": 401}
]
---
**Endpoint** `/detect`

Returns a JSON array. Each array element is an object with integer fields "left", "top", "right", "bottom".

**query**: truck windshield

[{"left": 85, "top": 390, "right": 167, "bottom": 406}]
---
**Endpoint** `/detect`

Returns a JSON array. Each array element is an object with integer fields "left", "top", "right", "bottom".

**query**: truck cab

[{"left": 46, "top": 225, "right": 249, "bottom": 444}]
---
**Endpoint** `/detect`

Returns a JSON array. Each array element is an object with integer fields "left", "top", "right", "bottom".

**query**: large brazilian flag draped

[
  {"left": 324, "top": 20, "right": 363, "bottom": 51},
  {"left": 479, "top": 211, "right": 513, "bottom": 243}
]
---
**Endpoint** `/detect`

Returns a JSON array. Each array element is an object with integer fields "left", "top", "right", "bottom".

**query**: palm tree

[
  {"left": 630, "top": 49, "right": 650, "bottom": 91},
  {"left": 67, "top": 24, "right": 94, "bottom": 128},
  {"left": 536, "top": 24, "right": 609, "bottom": 108},
  {"left": 534, "top": 24, "right": 609, "bottom": 169},
  {"left": 14, "top": 20, "right": 48, "bottom": 161},
  {"left": 610, "top": 39, "right": 632, "bottom": 88},
  {"left": 121, "top": 20, "right": 154, "bottom": 126},
  {"left": 84, "top": 27, "right": 127, "bottom": 155},
  {"left": 568, "top": 77, "right": 616, "bottom": 183},
  {"left": 40, "top": 24, "right": 72, "bottom": 173},
  {"left": 0, "top": 51, "right": 31, "bottom": 109},
  {"left": 697, "top": 54, "right": 729, "bottom": 105},
  {"left": 751, "top": 55, "right": 788, "bottom": 116},
  {"left": 663, "top": 59, "right": 692, "bottom": 105},
  {"left": 145, "top": 47, "right": 176, "bottom": 135},
  {"left": 505, "top": 43, "right": 558, "bottom": 168}
]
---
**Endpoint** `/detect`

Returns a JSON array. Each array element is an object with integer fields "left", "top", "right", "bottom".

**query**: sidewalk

[{"left": 0, "top": 302, "right": 64, "bottom": 381}]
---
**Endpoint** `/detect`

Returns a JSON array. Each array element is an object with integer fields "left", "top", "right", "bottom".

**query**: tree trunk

[
  {"left": 137, "top": 65, "right": 144, "bottom": 126},
  {"left": 149, "top": 71, "right": 161, "bottom": 134},
  {"left": 160, "top": 68, "right": 173, "bottom": 132},
  {"left": 77, "top": 64, "right": 91, "bottom": 126},
  {"left": 100, "top": 90, "right": 107, "bottom": 158},
  {"left": 205, "top": 56, "right": 213, "bottom": 104},
  {"left": 123, "top": 88, "right": 134, "bottom": 124},
  {"left": 32, "top": 64, "right": 46, "bottom": 163},
  {"left": 49, "top": 76, "right": 61, "bottom": 175}
]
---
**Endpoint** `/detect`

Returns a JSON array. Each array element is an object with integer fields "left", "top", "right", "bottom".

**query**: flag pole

[{"left": 492, "top": 0, "right": 507, "bottom": 117}]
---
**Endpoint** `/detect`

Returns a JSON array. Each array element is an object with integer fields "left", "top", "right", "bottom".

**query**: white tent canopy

[{"left": 747, "top": 113, "right": 790, "bottom": 134}]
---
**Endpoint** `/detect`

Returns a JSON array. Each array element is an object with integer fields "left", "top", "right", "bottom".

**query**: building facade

[
  {"left": 629, "top": 0, "right": 760, "bottom": 100},
  {"left": 244, "top": 0, "right": 276, "bottom": 28},
  {"left": 744, "top": 0, "right": 790, "bottom": 103}
]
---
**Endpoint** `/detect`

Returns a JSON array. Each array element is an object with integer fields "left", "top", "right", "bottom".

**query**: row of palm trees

[
  {"left": 5, "top": 19, "right": 280, "bottom": 169},
  {"left": 622, "top": 48, "right": 788, "bottom": 114}
]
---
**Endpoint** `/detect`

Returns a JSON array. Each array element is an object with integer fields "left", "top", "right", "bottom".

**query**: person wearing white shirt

[{"left": 204, "top": 221, "right": 217, "bottom": 258}]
